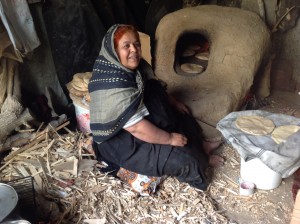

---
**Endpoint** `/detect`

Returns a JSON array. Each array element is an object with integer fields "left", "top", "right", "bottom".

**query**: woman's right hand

[{"left": 169, "top": 133, "right": 187, "bottom": 147}]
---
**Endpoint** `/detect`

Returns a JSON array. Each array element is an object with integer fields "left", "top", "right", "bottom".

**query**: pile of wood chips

[{"left": 0, "top": 120, "right": 229, "bottom": 224}]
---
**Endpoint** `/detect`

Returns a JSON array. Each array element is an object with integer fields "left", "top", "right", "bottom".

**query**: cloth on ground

[
  {"left": 117, "top": 168, "right": 166, "bottom": 196},
  {"left": 217, "top": 110, "right": 300, "bottom": 178}
]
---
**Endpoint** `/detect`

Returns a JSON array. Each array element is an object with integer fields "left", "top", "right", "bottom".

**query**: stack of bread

[{"left": 66, "top": 72, "right": 92, "bottom": 108}]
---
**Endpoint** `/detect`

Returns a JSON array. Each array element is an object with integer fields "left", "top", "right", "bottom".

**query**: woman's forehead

[{"left": 119, "top": 32, "right": 139, "bottom": 42}]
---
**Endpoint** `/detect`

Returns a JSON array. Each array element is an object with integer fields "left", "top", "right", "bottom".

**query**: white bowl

[{"left": 240, "top": 158, "right": 282, "bottom": 190}]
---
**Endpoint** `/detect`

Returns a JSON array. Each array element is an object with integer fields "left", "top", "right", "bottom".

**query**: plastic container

[
  {"left": 0, "top": 183, "right": 18, "bottom": 222},
  {"left": 239, "top": 181, "right": 255, "bottom": 196},
  {"left": 74, "top": 103, "right": 91, "bottom": 133},
  {"left": 240, "top": 158, "right": 282, "bottom": 190}
]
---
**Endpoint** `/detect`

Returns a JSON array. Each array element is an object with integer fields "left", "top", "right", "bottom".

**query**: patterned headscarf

[{"left": 88, "top": 24, "right": 144, "bottom": 143}]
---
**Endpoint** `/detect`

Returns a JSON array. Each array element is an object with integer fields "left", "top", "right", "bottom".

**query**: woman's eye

[{"left": 135, "top": 42, "right": 141, "bottom": 48}]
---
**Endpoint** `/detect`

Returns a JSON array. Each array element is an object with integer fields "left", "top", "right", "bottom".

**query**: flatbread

[
  {"left": 235, "top": 115, "right": 275, "bottom": 135},
  {"left": 180, "top": 63, "right": 204, "bottom": 73},
  {"left": 83, "top": 72, "right": 92, "bottom": 84},
  {"left": 71, "top": 79, "right": 88, "bottom": 91},
  {"left": 195, "top": 52, "right": 209, "bottom": 60},
  {"left": 181, "top": 49, "right": 195, "bottom": 57},
  {"left": 271, "top": 125, "right": 300, "bottom": 144}
]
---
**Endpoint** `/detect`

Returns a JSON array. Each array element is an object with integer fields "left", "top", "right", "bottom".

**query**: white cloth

[
  {"left": 217, "top": 110, "right": 300, "bottom": 178},
  {"left": 123, "top": 103, "right": 149, "bottom": 128}
]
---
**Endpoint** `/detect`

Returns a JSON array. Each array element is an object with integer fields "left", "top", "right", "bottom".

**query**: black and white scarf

[{"left": 88, "top": 24, "right": 144, "bottom": 143}]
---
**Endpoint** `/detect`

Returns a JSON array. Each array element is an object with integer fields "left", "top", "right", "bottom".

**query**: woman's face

[{"left": 115, "top": 31, "right": 142, "bottom": 70}]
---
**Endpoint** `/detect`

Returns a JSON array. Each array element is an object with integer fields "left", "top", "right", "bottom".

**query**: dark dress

[{"left": 94, "top": 79, "right": 209, "bottom": 190}]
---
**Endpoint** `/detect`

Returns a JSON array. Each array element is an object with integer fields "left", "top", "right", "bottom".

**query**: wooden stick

[
  {"left": 46, "top": 139, "right": 55, "bottom": 175},
  {"left": 28, "top": 165, "right": 43, "bottom": 191},
  {"left": 223, "top": 174, "right": 239, "bottom": 187},
  {"left": 0, "top": 142, "right": 47, "bottom": 172},
  {"left": 18, "top": 129, "right": 35, "bottom": 133},
  {"left": 225, "top": 188, "right": 238, "bottom": 195},
  {"left": 73, "top": 158, "right": 78, "bottom": 177},
  {"left": 63, "top": 127, "right": 75, "bottom": 136},
  {"left": 271, "top": 6, "right": 297, "bottom": 33},
  {"left": 38, "top": 156, "right": 50, "bottom": 185},
  {"left": 16, "top": 165, "right": 30, "bottom": 177},
  {"left": 4, "top": 136, "right": 46, "bottom": 161}
]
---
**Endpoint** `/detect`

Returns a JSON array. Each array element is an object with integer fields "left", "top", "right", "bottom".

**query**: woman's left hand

[
  {"left": 169, "top": 95, "right": 190, "bottom": 114},
  {"left": 174, "top": 101, "right": 190, "bottom": 114}
]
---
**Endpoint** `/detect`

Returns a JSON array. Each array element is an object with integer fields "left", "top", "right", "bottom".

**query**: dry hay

[
  {"left": 0, "top": 122, "right": 228, "bottom": 224},
  {"left": 78, "top": 175, "right": 228, "bottom": 224}
]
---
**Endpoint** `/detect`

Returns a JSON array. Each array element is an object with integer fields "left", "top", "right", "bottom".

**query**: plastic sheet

[{"left": 217, "top": 110, "right": 300, "bottom": 178}]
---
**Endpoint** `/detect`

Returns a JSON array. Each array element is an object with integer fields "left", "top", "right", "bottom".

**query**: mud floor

[{"left": 209, "top": 90, "right": 300, "bottom": 224}]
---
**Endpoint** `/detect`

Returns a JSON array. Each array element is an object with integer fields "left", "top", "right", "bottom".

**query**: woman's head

[{"left": 113, "top": 25, "right": 142, "bottom": 70}]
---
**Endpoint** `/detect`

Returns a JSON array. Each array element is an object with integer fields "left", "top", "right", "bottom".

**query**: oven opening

[{"left": 174, "top": 32, "right": 210, "bottom": 77}]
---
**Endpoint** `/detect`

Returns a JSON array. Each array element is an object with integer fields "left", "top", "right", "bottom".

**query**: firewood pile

[{"left": 0, "top": 120, "right": 229, "bottom": 223}]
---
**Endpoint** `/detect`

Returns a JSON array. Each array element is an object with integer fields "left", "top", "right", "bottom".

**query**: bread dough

[
  {"left": 235, "top": 115, "right": 275, "bottom": 135},
  {"left": 271, "top": 125, "right": 300, "bottom": 144},
  {"left": 180, "top": 63, "right": 204, "bottom": 73}
]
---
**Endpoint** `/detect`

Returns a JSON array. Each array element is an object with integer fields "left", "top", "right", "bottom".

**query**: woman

[{"left": 88, "top": 24, "right": 223, "bottom": 190}]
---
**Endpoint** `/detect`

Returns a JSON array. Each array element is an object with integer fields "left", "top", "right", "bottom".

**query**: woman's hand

[
  {"left": 168, "top": 95, "right": 190, "bottom": 114},
  {"left": 170, "top": 132, "right": 188, "bottom": 147},
  {"left": 173, "top": 101, "right": 190, "bottom": 114}
]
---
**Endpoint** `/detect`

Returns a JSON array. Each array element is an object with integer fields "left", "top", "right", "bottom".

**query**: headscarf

[{"left": 88, "top": 24, "right": 144, "bottom": 143}]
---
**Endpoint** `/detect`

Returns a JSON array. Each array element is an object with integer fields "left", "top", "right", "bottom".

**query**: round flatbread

[
  {"left": 235, "top": 115, "right": 275, "bottom": 135},
  {"left": 83, "top": 72, "right": 92, "bottom": 84},
  {"left": 180, "top": 63, "right": 204, "bottom": 73},
  {"left": 73, "top": 73, "right": 85, "bottom": 81},
  {"left": 71, "top": 79, "right": 88, "bottom": 91},
  {"left": 195, "top": 52, "right": 209, "bottom": 60},
  {"left": 181, "top": 49, "right": 195, "bottom": 57},
  {"left": 271, "top": 125, "right": 300, "bottom": 144}
]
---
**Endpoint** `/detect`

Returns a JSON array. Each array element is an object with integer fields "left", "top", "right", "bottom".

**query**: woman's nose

[{"left": 130, "top": 44, "right": 137, "bottom": 52}]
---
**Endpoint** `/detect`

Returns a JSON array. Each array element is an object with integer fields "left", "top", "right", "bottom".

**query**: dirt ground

[{"left": 209, "top": 90, "right": 300, "bottom": 224}]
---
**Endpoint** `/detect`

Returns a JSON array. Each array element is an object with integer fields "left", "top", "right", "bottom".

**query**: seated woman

[{"left": 88, "top": 24, "right": 223, "bottom": 191}]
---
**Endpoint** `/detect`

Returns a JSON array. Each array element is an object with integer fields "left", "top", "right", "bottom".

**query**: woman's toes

[{"left": 208, "top": 155, "right": 225, "bottom": 168}]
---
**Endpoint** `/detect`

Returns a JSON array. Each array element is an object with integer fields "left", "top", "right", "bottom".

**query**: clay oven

[{"left": 154, "top": 5, "right": 270, "bottom": 138}]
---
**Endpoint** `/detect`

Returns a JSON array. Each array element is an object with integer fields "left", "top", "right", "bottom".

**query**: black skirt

[{"left": 94, "top": 79, "right": 209, "bottom": 190}]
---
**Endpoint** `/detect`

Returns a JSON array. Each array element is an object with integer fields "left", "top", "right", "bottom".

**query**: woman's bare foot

[
  {"left": 203, "top": 140, "right": 223, "bottom": 155},
  {"left": 209, "top": 155, "right": 225, "bottom": 167},
  {"left": 203, "top": 139, "right": 224, "bottom": 167}
]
